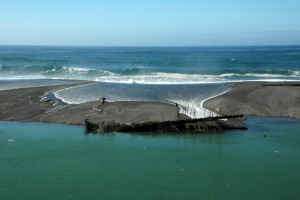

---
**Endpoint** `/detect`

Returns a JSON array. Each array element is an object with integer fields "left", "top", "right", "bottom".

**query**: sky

[{"left": 0, "top": 0, "right": 300, "bottom": 46}]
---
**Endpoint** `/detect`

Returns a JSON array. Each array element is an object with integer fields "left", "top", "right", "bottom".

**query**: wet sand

[
  {"left": 2, "top": 80, "right": 299, "bottom": 129},
  {"left": 0, "top": 81, "right": 91, "bottom": 122},
  {"left": 203, "top": 81, "right": 300, "bottom": 119},
  {"left": 0, "top": 81, "right": 187, "bottom": 126}
]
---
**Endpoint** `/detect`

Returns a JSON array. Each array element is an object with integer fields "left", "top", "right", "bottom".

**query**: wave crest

[{"left": 0, "top": 65, "right": 299, "bottom": 84}]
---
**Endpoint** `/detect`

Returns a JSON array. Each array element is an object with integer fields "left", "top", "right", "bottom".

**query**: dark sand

[
  {"left": 203, "top": 81, "right": 300, "bottom": 119},
  {"left": 2, "top": 80, "right": 299, "bottom": 130},
  {"left": 0, "top": 81, "right": 91, "bottom": 122},
  {"left": 0, "top": 82, "right": 187, "bottom": 126}
]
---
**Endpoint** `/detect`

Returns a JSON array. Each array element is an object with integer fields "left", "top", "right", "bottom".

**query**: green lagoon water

[{"left": 1, "top": 117, "right": 300, "bottom": 200}]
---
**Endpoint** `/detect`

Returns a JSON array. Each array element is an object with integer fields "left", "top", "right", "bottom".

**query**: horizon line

[{"left": 1, "top": 44, "right": 300, "bottom": 48}]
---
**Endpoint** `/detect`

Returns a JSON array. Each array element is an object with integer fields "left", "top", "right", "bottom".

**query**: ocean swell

[{"left": 0, "top": 65, "right": 300, "bottom": 84}]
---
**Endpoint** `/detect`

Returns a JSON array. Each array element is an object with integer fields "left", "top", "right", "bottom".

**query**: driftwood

[{"left": 85, "top": 115, "right": 247, "bottom": 134}]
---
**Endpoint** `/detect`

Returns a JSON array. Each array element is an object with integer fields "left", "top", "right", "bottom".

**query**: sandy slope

[{"left": 203, "top": 81, "right": 300, "bottom": 119}]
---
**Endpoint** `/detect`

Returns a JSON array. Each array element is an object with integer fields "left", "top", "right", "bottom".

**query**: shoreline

[
  {"left": 202, "top": 81, "right": 300, "bottom": 119},
  {"left": 0, "top": 81, "right": 92, "bottom": 122},
  {"left": 199, "top": 86, "right": 232, "bottom": 117},
  {"left": 1, "top": 80, "right": 299, "bottom": 133},
  {"left": 0, "top": 81, "right": 190, "bottom": 126}
]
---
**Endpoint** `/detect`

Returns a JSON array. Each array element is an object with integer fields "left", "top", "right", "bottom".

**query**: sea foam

[{"left": 54, "top": 82, "right": 230, "bottom": 118}]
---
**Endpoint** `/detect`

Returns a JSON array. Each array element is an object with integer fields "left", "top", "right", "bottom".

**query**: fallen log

[{"left": 85, "top": 115, "right": 247, "bottom": 134}]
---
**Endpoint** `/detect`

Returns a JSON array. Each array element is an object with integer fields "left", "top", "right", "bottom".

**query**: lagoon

[{"left": 1, "top": 117, "right": 300, "bottom": 200}]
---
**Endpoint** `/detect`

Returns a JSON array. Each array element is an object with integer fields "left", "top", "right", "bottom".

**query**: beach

[
  {"left": 0, "top": 81, "right": 90, "bottom": 123},
  {"left": 203, "top": 81, "right": 300, "bottom": 119},
  {"left": 1, "top": 80, "right": 299, "bottom": 131},
  {"left": 0, "top": 81, "right": 189, "bottom": 126}
]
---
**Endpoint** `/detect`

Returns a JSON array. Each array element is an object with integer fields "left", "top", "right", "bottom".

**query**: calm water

[{"left": 1, "top": 117, "right": 300, "bottom": 200}]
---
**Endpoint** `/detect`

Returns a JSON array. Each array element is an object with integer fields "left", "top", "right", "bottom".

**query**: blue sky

[{"left": 0, "top": 0, "right": 299, "bottom": 46}]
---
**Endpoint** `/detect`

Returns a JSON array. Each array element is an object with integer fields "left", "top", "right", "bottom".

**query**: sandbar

[
  {"left": 203, "top": 81, "right": 300, "bottom": 119},
  {"left": 0, "top": 81, "right": 188, "bottom": 126}
]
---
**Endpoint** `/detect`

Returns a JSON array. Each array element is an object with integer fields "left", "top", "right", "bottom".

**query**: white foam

[
  {"left": 95, "top": 73, "right": 229, "bottom": 84},
  {"left": 219, "top": 73, "right": 237, "bottom": 77},
  {"left": 291, "top": 70, "right": 300, "bottom": 75},
  {"left": 200, "top": 89, "right": 232, "bottom": 117},
  {"left": 53, "top": 81, "right": 231, "bottom": 118},
  {"left": 243, "top": 73, "right": 298, "bottom": 78},
  {"left": 62, "top": 66, "right": 91, "bottom": 72},
  {"left": 45, "top": 68, "right": 57, "bottom": 73},
  {"left": 94, "top": 71, "right": 300, "bottom": 84},
  {"left": 1, "top": 69, "right": 300, "bottom": 84}
]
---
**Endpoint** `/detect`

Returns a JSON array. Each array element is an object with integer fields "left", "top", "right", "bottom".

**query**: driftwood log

[{"left": 85, "top": 115, "right": 247, "bottom": 134}]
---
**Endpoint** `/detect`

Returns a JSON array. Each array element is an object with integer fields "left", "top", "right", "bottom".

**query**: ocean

[
  {"left": 1, "top": 45, "right": 300, "bottom": 83},
  {"left": 1, "top": 45, "right": 300, "bottom": 117},
  {"left": 1, "top": 45, "right": 300, "bottom": 199}
]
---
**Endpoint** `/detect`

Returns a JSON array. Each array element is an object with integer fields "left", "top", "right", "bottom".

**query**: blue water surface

[{"left": 1, "top": 45, "right": 299, "bottom": 83}]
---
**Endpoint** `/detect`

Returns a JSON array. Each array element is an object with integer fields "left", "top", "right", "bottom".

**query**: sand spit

[{"left": 203, "top": 81, "right": 300, "bottom": 119}]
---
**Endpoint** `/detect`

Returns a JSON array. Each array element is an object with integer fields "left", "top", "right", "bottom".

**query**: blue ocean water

[{"left": 1, "top": 45, "right": 300, "bottom": 83}]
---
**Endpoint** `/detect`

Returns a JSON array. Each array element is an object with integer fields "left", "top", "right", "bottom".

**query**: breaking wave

[
  {"left": 0, "top": 65, "right": 299, "bottom": 84},
  {"left": 0, "top": 65, "right": 300, "bottom": 84}
]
